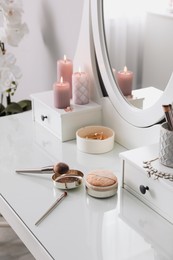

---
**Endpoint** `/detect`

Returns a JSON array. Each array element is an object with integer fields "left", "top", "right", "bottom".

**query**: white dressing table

[{"left": 0, "top": 111, "right": 173, "bottom": 260}]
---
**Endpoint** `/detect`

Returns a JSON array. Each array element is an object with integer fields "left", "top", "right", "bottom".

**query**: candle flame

[
  {"left": 64, "top": 55, "right": 67, "bottom": 62},
  {"left": 60, "top": 77, "right": 63, "bottom": 83},
  {"left": 124, "top": 66, "right": 128, "bottom": 73}
]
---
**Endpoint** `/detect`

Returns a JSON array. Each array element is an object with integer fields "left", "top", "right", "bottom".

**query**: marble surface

[{"left": 0, "top": 216, "right": 35, "bottom": 260}]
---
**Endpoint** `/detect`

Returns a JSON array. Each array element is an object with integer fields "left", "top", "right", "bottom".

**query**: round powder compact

[
  {"left": 85, "top": 169, "right": 118, "bottom": 198},
  {"left": 52, "top": 169, "right": 84, "bottom": 190}
]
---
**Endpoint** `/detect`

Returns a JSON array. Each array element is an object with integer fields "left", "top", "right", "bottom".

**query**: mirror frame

[{"left": 91, "top": 0, "right": 173, "bottom": 128}]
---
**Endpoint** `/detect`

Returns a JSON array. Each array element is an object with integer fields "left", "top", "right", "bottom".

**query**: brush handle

[
  {"left": 35, "top": 192, "right": 67, "bottom": 226},
  {"left": 16, "top": 166, "right": 53, "bottom": 174}
]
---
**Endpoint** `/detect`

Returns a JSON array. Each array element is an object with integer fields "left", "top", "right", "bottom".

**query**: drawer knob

[
  {"left": 139, "top": 185, "right": 149, "bottom": 195},
  {"left": 41, "top": 115, "right": 48, "bottom": 121}
]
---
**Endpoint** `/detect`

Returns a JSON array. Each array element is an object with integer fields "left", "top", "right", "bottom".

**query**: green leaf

[
  {"left": 0, "top": 99, "right": 32, "bottom": 117},
  {"left": 18, "top": 100, "right": 32, "bottom": 111},
  {"left": 0, "top": 103, "right": 5, "bottom": 112},
  {"left": 0, "top": 111, "right": 6, "bottom": 117},
  {"left": 5, "top": 102, "right": 23, "bottom": 115},
  {"left": 0, "top": 103, "right": 6, "bottom": 116}
]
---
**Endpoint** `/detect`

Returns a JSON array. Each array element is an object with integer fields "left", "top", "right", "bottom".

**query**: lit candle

[
  {"left": 57, "top": 55, "right": 73, "bottom": 98},
  {"left": 72, "top": 68, "right": 89, "bottom": 105},
  {"left": 53, "top": 77, "right": 70, "bottom": 109},
  {"left": 116, "top": 66, "right": 133, "bottom": 96}
]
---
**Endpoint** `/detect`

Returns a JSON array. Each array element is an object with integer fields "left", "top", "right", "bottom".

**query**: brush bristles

[{"left": 162, "top": 105, "right": 171, "bottom": 113}]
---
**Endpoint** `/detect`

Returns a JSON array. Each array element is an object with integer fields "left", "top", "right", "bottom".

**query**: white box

[
  {"left": 120, "top": 143, "right": 173, "bottom": 224},
  {"left": 31, "top": 91, "right": 102, "bottom": 141}
]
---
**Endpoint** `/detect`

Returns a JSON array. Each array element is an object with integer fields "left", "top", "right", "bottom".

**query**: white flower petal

[
  {"left": 0, "top": 28, "right": 7, "bottom": 44},
  {"left": 0, "top": 55, "right": 6, "bottom": 67},
  {"left": 0, "top": 82, "right": 8, "bottom": 93},
  {"left": 4, "top": 52, "right": 16, "bottom": 65},
  {"left": 1, "top": 0, "right": 23, "bottom": 13},
  {"left": 5, "top": 22, "right": 28, "bottom": 46},
  {"left": 1, "top": 71, "right": 15, "bottom": 88},
  {"left": 0, "top": 0, "right": 28, "bottom": 46},
  {"left": 5, "top": 27, "right": 21, "bottom": 46},
  {"left": 0, "top": 0, "right": 27, "bottom": 97},
  {"left": 11, "top": 64, "right": 22, "bottom": 79},
  {"left": 4, "top": 9, "right": 22, "bottom": 25}
]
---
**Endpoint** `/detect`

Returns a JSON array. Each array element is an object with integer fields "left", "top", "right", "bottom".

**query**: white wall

[
  {"left": 9, "top": 0, "right": 84, "bottom": 101},
  {"left": 142, "top": 12, "right": 173, "bottom": 91}
]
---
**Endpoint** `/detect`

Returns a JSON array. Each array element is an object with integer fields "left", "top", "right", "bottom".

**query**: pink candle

[
  {"left": 116, "top": 66, "right": 133, "bottom": 96},
  {"left": 72, "top": 69, "right": 89, "bottom": 105},
  {"left": 57, "top": 55, "right": 73, "bottom": 98},
  {"left": 53, "top": 77, "right": 70, "bottom": 109}
]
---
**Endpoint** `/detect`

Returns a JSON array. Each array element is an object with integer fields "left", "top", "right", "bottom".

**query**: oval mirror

[
  {"left": 104, "top": 0, "right": 173, "bottom": 110},
  {"left": 91, "top": 0, "right": 173, "bottom": 127}
]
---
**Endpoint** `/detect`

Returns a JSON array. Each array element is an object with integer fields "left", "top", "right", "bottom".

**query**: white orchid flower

[
  {"left": 11, "top": 64, "right": 22, "bottom": 78},
  {"left": 0, "top": 0, "right": 28, "bottom": 108},
  {"left": 4, "top": 52, "right": 16, "bottom": 65},
  {"left": 0, "top": 54, "right": 6, "bottom": 67},
  {"left": 0, "top": 28, "right": 7, "bottom": 46},
  {"left": 0, "top": 0, "right": 29, "bottom": 46},
  {"left": 0, "top": 0, "right": 23, "bottom": 14},
  {"left": 2, "top": 68, "right": 15, "bottom": 86},
  {"left": 4, "top": 9, "right": 22, "bottom": 25},
  {"left": 5, "top": 23, "right": 28, "bottom": 46},
  {"left": 0, "top": 51, "right": 21, "bottom": 93},
  {"left": 0, "top": 67, "right": 16, "bottom": 93}
]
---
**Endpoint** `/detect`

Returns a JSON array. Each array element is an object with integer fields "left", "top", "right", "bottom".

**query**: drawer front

[
  {"left": 32, "top": 100, "right": 61, "bottom": 139},
  {"left": 123, "top": 160, "right": 173, "bottom": 223},
  {"left": 33, "top": 123, "right": 63, "bottom": 161},
  {"left": 119, "top": 189, "right": 173, "bottom": 258}
]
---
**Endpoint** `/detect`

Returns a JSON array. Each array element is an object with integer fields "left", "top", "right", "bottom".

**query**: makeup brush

[
  {"left": 15, "top": 162, "right": 69, "bottom": 176},
  {"left": 169, "top": 104, "right": 173, "bottom": 125},
  {"left": 162, "top": 104, "right": 173, "bottom": 131},
  {"left": 35, "top": 191, "right": 67, "bottom": 226},
  {"left": 53, "top": 162, "right": 69, "bottom": 176}
]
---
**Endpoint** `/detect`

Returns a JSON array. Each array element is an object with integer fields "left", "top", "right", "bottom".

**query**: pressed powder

[
  {"left": 52, "top": 169, "right": 84, "bottom": 189},
  {"left": 85, "top": 169, "right": 118, "bottom": 198}
]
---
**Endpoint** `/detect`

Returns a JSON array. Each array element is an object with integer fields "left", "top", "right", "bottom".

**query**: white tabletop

[{"left": 0, "top": 111, "right": 173, "bottom": 260}]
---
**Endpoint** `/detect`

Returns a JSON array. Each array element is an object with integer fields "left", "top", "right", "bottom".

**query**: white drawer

[
  {"left": 33, "top": 98, "right": 62, "bottom": 138},
  {"left": 120, "top": 144, "right": 173, "bottom": 224},
  {"left": 33, "top": 120, "right": 63, "bottom": 162},
  {"left": 31, "top": 91, "right": 102, "bottom": 142}
]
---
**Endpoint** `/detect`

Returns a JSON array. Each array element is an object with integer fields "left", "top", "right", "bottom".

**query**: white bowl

[{"left": 76, "top": 125, "right": 115, "bottom": 154}]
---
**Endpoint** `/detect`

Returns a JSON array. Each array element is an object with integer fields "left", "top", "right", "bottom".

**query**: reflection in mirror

[{"left": 104, "top": 0, "right": 173, "bottom": 109}]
